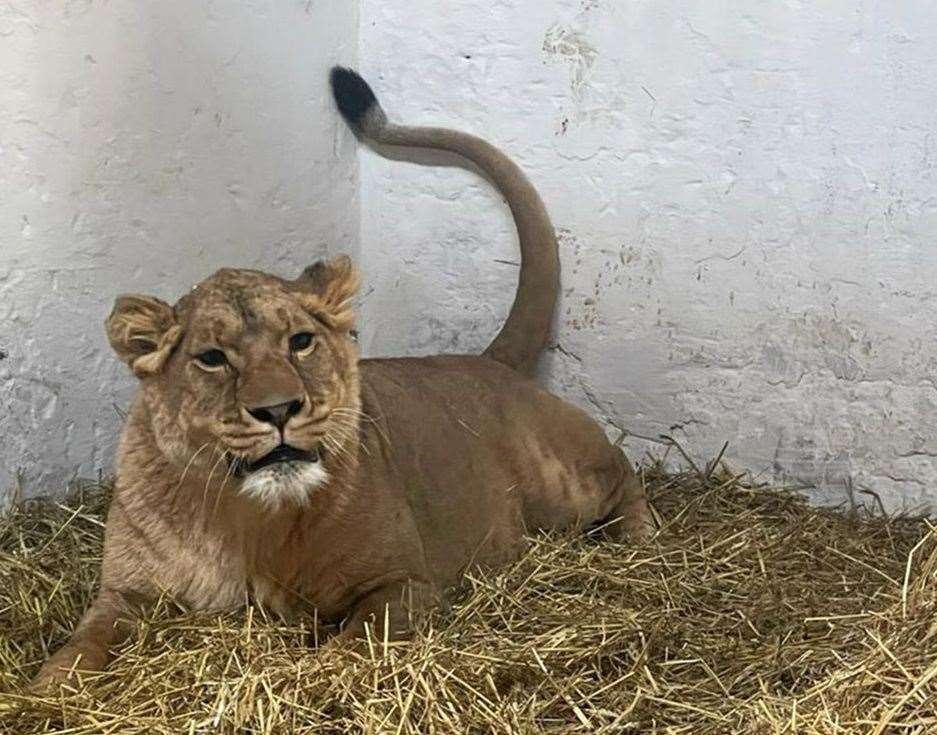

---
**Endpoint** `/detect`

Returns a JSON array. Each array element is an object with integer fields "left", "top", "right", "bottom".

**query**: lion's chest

[
  {"left": 158, "top": 524, "right": 351, "bottom": 621},
  {"left": 157, "top": 534, "right": 249, "bottom": 612}
]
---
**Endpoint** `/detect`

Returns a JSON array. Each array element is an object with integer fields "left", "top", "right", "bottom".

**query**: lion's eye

[
  {"left": 289, "top": 332, "right": 315, "bottom": 354},
  {"left": 195, "top": 349, "right": 227, "bottom": 369}
]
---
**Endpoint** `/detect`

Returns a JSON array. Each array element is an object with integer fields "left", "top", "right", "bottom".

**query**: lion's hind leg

[{"left": 599, "top": 454, "right": 655, "bottom": 542}]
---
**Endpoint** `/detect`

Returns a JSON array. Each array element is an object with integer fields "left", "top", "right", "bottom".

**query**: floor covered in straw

[{"left": 0, "top": 461, "right": 934, "bottom": 734}]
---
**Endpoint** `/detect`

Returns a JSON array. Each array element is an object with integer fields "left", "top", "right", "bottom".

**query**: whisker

[
  {"left": 333, "top": 407, "right": 390, "bottom": 446},
  {"left": 329, "top": 415, "right": 372, "bottom": 457},
  {"left": 222, "top": 438, "right": 272, "bottom": 451},
  {"left": 220, "top": 430, "right": 275, "bottom": 441},
  {"left": 290, "top": 415, "right": 330, "bottom": 432},
  {"left": 200, "top": 444, "right": 226, "bottom": 521},
  {"left": 325, "top": 421, "right": 355, "bottom": 443},
  {"left": 212, "top": 455, "right": 236, "bottom": 521},
  {"left": 322, "top": 434, "right": 353, "bottom": 464},
  {"left": 322, "top": 433, "right": 347, "bottom": 456},
  {"left": 322, "top": 437, "right": 354, "bottom": 471},
  {"left": 174, "top": 442, "right": 210, "bottom": 494},
  {"left": 329, "top": 429, "right": 367, "bottom": 459},
  {"left": 332, "top": 406, "right": 379, "bottom": 424}
]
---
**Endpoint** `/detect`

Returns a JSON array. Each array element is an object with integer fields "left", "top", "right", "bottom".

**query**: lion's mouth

[{"left": 231, "top": 444, "right": 322, "bottom": 477}]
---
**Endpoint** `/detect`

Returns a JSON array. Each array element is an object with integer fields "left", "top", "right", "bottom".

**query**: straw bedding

[{"left": 0, "top": 459, "right": 934, "bottom": 734}]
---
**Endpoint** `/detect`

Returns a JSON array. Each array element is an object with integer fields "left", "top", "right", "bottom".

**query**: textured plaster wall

[
  {"left": 356, "top": 1, "right": 937, "bottom": 512},
  {"left": 0, "top": 0, "right": 358, "bottom": 508}
]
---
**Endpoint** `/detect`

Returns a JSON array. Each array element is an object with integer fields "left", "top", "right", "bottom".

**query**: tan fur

[{"left": 33, "top": 72, "right": 653, "bottom": 689}]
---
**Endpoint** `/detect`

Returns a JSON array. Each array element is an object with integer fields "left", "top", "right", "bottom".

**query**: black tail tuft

[{"left": 330, "top": 66, "right": 378, "bottom": 127}]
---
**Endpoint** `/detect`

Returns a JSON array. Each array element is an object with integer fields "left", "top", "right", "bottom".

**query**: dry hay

[{"left": 0, "top": 460, "right": 934, "bottom": 734}]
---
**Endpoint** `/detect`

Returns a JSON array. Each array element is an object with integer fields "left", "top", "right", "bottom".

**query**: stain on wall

[
  {"left": 357, "top": 0, "right": 937, "bottom": 512},
  {"left": 542, "top": 24, "right": 596, "bottom": 101}
]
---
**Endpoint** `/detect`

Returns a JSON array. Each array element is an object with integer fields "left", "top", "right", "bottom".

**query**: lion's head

[{"left": 105, "top": 256, "right": 361, "bottom": 508}]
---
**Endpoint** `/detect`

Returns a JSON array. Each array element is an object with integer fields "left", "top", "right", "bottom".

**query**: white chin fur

[{"left": 238, "top": 461, "right": 328, "bottom": 510}]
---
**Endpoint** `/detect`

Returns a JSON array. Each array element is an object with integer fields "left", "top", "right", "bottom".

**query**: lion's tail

[{"left": 329, "top": 67, "right": 559, "bottom": 377}]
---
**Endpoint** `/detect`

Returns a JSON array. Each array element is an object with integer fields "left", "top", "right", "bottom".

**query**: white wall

[
  {"left": 357, "top": 1, "right": 937, "bottom": 512},
  {"left": 0, "top": 0, "right": 358, "bottom": 507}
]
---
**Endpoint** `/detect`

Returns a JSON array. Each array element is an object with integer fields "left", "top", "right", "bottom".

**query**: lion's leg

[
  {"left": 32, "top": 588, "right": 139, "bottom": 690},
  {"left": 330, "top": 579, "right": 438, "bottom": 647},
  {"left": 602, "top": 455, "right": 655, "bottom": 542}
]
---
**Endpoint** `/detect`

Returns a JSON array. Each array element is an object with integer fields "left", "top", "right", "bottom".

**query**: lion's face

[{"left": 105, "top": 256, "right": 361, "bottom": 508}]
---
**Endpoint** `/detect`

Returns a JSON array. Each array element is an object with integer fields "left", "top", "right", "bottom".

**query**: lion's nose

[{"left": 247, "top": 398, "right": 304, "bottom": 429}]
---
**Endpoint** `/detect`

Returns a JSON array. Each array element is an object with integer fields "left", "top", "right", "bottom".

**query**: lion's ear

[
  {"left": 295, "top": 255, "right": 360, "bottom": 332},
  {"left": 106, "top": 295, "right": 182, "bottom": 378}
]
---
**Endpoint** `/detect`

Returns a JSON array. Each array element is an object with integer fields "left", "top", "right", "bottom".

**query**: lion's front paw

[
  {"left": 602, "top": 504, "right": 657, "bottom": 543},
  {"left": 30, "top": 646, "right": 107, "bottom": 693}
]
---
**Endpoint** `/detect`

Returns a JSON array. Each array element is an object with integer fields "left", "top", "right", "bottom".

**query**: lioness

[{"left": 34, "top": 68, "right": 652, "bottom": 688}]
